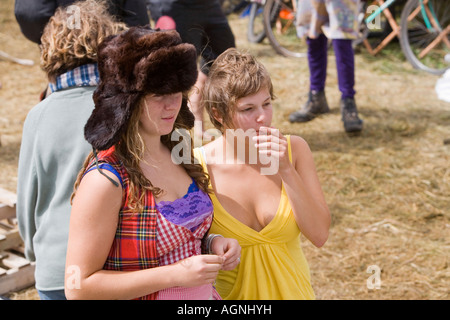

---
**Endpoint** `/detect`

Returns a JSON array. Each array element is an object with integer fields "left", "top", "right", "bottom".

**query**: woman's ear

[{"left": 211, "top": 107, "right": 223, "bottom": 125}]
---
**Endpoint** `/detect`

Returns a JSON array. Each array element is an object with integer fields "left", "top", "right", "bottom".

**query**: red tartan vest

[{"left": 88, "top": 147, "right": 159, "bottom": 300}]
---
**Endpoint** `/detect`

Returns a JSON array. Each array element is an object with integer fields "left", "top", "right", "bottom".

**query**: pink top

[{"left": 157, "top": 284, "right": 221, "bottom": 300}]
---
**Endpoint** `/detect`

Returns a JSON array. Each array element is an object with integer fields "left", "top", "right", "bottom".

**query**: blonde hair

[
  {"left": 40, "top": 0, "right": 126, "bottom": 81},
  {"left": 201, "top": 48, "right": 275, "bottom": 132}
]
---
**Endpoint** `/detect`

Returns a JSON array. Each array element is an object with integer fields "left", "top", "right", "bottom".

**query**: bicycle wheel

[
  {"left": 263, "top": 0, "right": 307, "bottom": 58},
  {"left": 400, "top": 0, "right": 450, "bottom": 75},
  {"left": 247, "top": 2, "right": 266, "bottom": 43}
]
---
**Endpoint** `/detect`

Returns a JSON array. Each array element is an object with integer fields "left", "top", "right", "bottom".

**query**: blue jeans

[{"left": 37, "top": 289, "right": 66, "bottom": 300}]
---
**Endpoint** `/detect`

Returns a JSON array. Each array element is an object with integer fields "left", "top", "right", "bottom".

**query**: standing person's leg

[
  {"left": 333, "top": 38, "right": 363, "bottom": 133},
  {"left": 192, "top": 2, "right": 235, "bottom": 140},
  {"left": 159, "top": 3, "right": 206, "bottom": 138},
  {"left": 308, "top": 33, "right": 328, "bottom": 94},
  {"left": 289, "top": 33, "right": 330, "bottom": 123},
  {"left": 333, "top": 38, "right": 355, "bottom": 99},
  {"left": 146, "top": 0, "right": 163, "bottom": 26}
]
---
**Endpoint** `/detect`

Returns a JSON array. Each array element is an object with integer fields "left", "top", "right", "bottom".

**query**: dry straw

[{"left": 1, "top": 1, "right": 449, "bottom": 299}]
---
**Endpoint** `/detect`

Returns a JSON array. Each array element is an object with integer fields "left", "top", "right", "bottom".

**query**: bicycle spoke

[
  {"left": 418, "top": 25, "right": 450, "bottom": 58},
  {"left": 407, "top": 3, "right": 422, "bottom": 22},
  {"left": 425, "top": 6, "right": 450, "bottom": 49},
  {"left": 400, "top": 0, "right": 450, "bottom": 74}
]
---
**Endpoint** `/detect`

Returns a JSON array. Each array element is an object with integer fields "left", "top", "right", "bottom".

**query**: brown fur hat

[{"left": 84, "top": 26, "right": 198, "bottom": 151}]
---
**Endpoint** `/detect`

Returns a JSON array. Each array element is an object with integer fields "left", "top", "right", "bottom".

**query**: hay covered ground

[{"left": 1, "top": 0, "right": 449, "bottom": 300}]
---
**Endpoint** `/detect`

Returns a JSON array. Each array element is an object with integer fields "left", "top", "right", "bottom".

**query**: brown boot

[
  {"left": 289, "top": 90, "right": 330, "bottom": 123},
  {"left": 341, "top": 98, "right": 363, "bottom": 133}
]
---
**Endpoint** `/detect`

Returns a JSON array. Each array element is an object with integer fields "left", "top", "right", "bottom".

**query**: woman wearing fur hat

[{"left": 65, "top": 26, "right": 241, "bottom": 300}]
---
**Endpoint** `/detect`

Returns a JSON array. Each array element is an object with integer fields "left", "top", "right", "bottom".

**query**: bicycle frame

[
  {"left": 365, "top": 0, "right": 396, "bottom": 25},
  {"left": 362, "top": 0, "right": 401, "bottom": 55},
  {"left": 371, "top": 0, "right": 439, "bottom": 32},
  {"left": 246, "top": 0, "right": 448, "bottom": 73},
  {"left": 419, "top": 0, "right": 439, "bottom": 30},
  {"left": 409, "top": 0, "right": 450, "bottom": 60},
  {"left": 364, "top": 0, "right": 445, "bottom": 58}
]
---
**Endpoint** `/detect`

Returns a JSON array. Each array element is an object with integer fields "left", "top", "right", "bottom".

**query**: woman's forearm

[
  {"left": 65, "top": 264, "right": 178, "bottom": 300},
  {"left": 279, "top": 164, "right": 330, "bottom": 247}
]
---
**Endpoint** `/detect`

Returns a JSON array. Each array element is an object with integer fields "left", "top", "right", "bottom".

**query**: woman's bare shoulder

[{"left": 289, "top": 135, "right": 312, "bottom": 153}]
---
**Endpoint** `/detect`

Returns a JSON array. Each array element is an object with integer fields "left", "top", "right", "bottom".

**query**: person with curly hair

[
  {"left": 16, "top": 0, "right": 126, "bottom": 300},
  {"left": 15, "top": 0, "right": 149, "bottom": 100}
]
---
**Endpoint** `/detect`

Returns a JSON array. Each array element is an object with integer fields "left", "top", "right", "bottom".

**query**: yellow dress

[{"left": 194, "top": 136, "right": 315, "bottom": 300}]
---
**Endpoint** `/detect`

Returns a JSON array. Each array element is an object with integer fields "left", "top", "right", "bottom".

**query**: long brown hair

[{"left": 72, "top": 94, "right": 210, "bottom": 213}]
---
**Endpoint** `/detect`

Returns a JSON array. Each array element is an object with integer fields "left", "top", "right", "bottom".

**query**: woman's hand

[
  {"left": 253, "top": 126, "right": 290, "bottom": 174},
  {"left": 173, "top": 255, "right": 224, "bottom": 287},
  {"left": 210, "top": 237, "right": 241, "bottom": 271}
]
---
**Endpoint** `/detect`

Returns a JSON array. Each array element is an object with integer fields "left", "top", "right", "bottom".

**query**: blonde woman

[
  {"left": 195, "top": 48, "right": 330, "bottom": 299},
  {"left": 16, "top": 0, "right": 125, "bottom": 300},
  {"left": 65, "top": 27, "right": 240, "bottom": 300}
]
